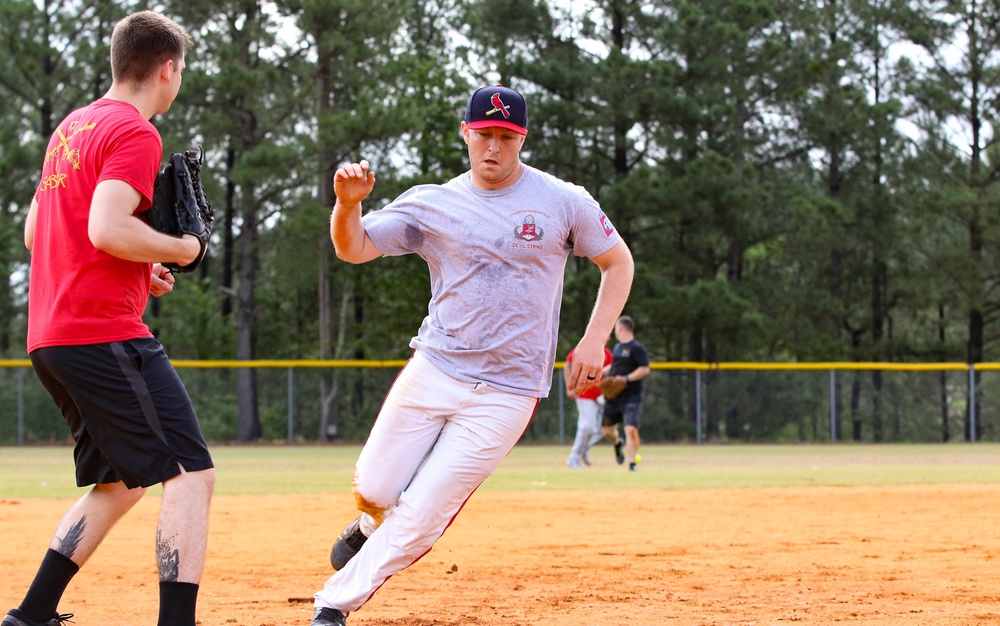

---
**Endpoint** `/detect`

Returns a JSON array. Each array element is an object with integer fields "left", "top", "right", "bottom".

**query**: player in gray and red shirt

[{"left": 565, "top": 346, "right": 614, "bottom": 468}]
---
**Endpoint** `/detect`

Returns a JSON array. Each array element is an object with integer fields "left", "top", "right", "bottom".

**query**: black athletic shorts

[
  {"left": 602, "top": 396, "right": 644, "bottom": 430},
  {"left": 30, "top": 337, "right": 214, "bottom": 489}
]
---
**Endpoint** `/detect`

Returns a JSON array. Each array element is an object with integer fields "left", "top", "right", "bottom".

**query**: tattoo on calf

[
  {"left": 156, "top": 529, "right": 181, "bottom": 582},
  {"left": 55, "top": 516, "right": 87, "bottom": 559}
]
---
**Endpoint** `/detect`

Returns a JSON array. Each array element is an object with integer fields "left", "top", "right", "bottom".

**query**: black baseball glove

[{"left": 148, "top": 146, "right": 214, "bottom": 273}]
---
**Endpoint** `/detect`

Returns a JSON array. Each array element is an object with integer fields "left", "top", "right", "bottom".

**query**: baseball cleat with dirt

[
  {"left": 330, "top": 517, "right": 368, "bottom": 570},
  {"left": 311, "top": 607, "right": 346, "bottom": 626}
]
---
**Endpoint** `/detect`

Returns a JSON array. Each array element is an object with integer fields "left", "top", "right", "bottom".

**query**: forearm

[
  {"left": 331, "top": 200, "right": 363, "bottom": 258},
  {"left": 579, "top": 244, "right": 634, "bottom": 353},
  {"left": 89, "top": 179, "right": 200, "bottom": 265},
  {"left": 566, "top": 242, "right": 634, "bottom": 397},
  {"left": 91, "top": 215, "right": 201, "bottom": 265},
  {"left": 623, "top": 366, "right": 651, "bottom": 382},
  {"left": 330, "top": 159, "right": 380, "bottom": 263}
]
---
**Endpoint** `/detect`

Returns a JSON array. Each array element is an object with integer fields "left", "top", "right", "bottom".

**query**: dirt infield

[{"left": 3, "top": 485, "right": 1000, "bottom": 625}]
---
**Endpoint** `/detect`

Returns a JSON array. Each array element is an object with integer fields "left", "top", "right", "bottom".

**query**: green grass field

[{"left": 3, "top": 442, "right": 1000, "bottom": 498}]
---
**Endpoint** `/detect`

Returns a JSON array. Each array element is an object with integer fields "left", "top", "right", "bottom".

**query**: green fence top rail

[{"left": 0, "top": 359, "right": 996, "bottom": 371}]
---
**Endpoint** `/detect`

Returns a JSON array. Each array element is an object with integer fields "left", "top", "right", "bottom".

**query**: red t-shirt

[
  {"left": 27, "top": 99, "right": 162, "bottom": 352},
  {"left": 566, "top": 347, "right": 614, "bottom": 400}
]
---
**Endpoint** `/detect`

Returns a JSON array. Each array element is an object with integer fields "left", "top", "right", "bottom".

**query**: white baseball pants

[
  {"left": 314, "top": 350, "right": 538, "bottom": 614},
  {"left": 568, "top": 397, "right": 604, "bottom": 462}
]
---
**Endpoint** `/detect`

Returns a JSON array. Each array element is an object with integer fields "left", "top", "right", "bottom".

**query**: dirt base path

[{"left": 3, "top": 485, "right": 1000, "bottom": 625}]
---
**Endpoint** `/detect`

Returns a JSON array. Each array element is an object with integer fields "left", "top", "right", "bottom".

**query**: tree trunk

[
  {"left": 939, "top": 370, "right": 950, "bottom": 443},
  {"left": 871, "top": 370, "right": 883, "bottom": 442},
  {"left": 939, "top": 304, "right": 950, "bottom": 443},
  {"left": 235, "top": 185, "right": 260, "bottom": 442},
  {"left": 850, "top": 370, "right": 862, "bottom": 441},
  {"left": 221, "top": 147, "right": 237, "bottom": 318},
  {"left": 965, "top": 10, "right": 984, "bottom": 442}
]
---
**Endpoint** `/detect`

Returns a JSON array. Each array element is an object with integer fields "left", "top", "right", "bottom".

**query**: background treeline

[{"left": 3, "top": 0, "right": 1000, "bottom": 443}]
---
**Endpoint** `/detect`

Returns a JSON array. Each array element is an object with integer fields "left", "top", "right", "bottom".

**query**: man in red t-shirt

[
  {"left": 565, "top": 346, "right": 614, "bottom": 468},
  {"left": 6, "top": 11, "right": 214, "bottom": 626}
]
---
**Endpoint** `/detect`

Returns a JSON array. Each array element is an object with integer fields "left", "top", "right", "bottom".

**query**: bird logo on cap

[{"left": 486, "top": 92, "right": 512, "bottom": 119}]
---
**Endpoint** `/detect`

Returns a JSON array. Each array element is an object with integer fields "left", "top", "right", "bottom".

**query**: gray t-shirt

[{"left": 363, "top": 165, "right": 622, "bottom": 398}]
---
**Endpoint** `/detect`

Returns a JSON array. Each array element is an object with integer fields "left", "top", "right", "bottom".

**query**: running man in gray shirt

[{"left": 311, "top": 84, "right": 634, "bottom": 626}]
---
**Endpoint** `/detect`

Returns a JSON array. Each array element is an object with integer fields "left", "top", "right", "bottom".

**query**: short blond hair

[{"left": 110, "top": 11, "right": 192, "bottom": 85}]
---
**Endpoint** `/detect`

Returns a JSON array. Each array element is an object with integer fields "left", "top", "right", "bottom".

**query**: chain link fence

[{"left": 1, "top": 361, "right": 996, "bottom": 445}]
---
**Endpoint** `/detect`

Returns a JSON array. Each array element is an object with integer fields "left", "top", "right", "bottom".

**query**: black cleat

[
  {"left": 614, "top": 438, "right": 625, "bottom": 465},
  {"left": 2, "top": 610, "right": 74, "bottom": 626},
  {"left": 330, "top": 517, "right": 368, "bottom": 570},
  {"left": 311, "top": 607, "right": 346, "bottom": 626}
]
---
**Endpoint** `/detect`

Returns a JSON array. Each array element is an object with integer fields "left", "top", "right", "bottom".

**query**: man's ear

[{"left": 159, "top": 59, "right": 175, "bottom": 83}]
